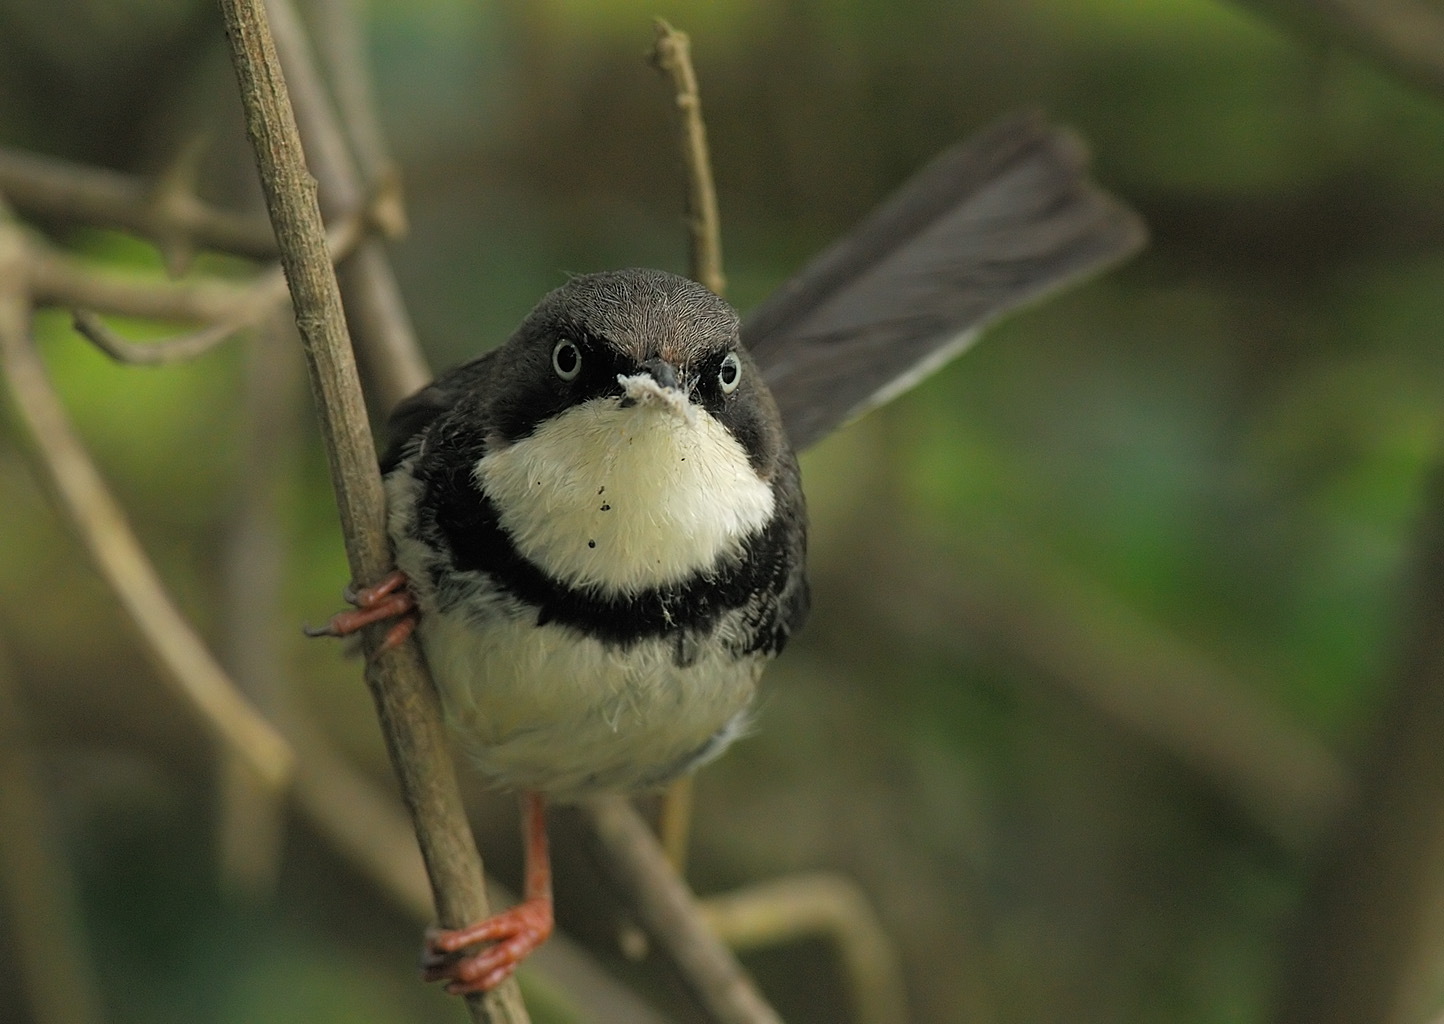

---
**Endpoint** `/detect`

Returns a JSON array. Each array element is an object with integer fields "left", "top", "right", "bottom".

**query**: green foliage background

[{"left": 2, "top": 1, "right": 1444, "bottom": 1022}]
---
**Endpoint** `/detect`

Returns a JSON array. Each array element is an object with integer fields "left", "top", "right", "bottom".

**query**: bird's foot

[
  {"left": 420, "top": 897, "right": 554, "bottom": 994},
  {"left": 303, "top": 569, "right": 417, "bottom": 652}
]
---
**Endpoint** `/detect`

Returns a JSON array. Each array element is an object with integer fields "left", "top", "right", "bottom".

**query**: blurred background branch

[
  {"left": 0, "top": 638, "right": 107, "bottom": 1024},
  {"left": 0, "top": 200, "right": 293, "bottom": 791},
  {"left": 1272, "top": 464, "right": 1444, "bottom": 1024},
  {"left": 214, "top": 1, "right": 528, "bottom": 1022},
  {"left": 4, "top": 1, "right": 1444, "bottom": 1022},
  {"left": 1229, "top": 0, "right": 1444, "bottom": 99}
]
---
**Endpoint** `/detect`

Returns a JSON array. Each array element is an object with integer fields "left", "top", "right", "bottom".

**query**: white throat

[{"left": 476, "top": 394, "right": 775, "bottom": 594}]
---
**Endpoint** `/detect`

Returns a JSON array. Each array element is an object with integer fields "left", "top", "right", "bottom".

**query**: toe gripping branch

[
  {"left": 422, "top": 792, "right": 555, "bottom": 994},
  {"left": 303, "top": 568, "right": 417, "bottom": 652}
]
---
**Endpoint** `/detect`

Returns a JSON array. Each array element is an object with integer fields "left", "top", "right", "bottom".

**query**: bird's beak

[{"left": 617, "top": 359, "right": 693, "bottom": 422}]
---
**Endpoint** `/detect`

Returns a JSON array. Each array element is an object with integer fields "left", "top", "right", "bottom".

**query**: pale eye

[
  {"left": 718, "top": 352, "right": 742, "bottom": 394},
  {"left": 552, "top": 340, "right": 582, "bottom": 381}
]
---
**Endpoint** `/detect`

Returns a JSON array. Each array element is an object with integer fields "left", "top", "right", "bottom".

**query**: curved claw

[
  {"left": 421, "top": 897, "right": 554, "bottom": 994},
  {"left": 304, "top": 570, "right": 417, "bottom": 651}
]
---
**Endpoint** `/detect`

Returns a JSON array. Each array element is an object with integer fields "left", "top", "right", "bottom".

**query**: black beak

[{"left": 639, "top": 357, "right": 680, "bottom": 390}]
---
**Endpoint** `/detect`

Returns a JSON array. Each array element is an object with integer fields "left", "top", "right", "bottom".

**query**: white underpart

[
  {"left": 426, "top": 610, "right": 759, "bottom": 797},
  {"left": 383, "top": 383, "right": 774, "bottom": 797},
  {"left": 476, "top": 386, "right": 775, "bottom": 594}
]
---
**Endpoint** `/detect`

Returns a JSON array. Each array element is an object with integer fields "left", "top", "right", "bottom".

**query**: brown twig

[
  {"left": 29, "top": 244, "right": 254, "bottom": 321},
  {"left": 305, "top": 0, "right": 408, "bottom": 237},
  {"left": 651, "top": 16, "right": 729, "bottom": 879},
  {"left": 0, "top": 204, "right": 294, "bottom": 792},
  {"left": 0, "top": 144, "right": 278, "bottom": 259},
  {"left": 699, "top": 874, "right": 908, "bottom": 1024},
  {"left": 264, "top": 0, "right": 430, "bottom": 412},
  {"left": 283, "top": 707, "right": 677, "bottom": 1024},
  {"left": 650, "top": 19, "right": 726, "bottom": 297},
  {"left": 214, "top": 1, "right": 526, "bottom": 1021},
  {"left": 1230, "top": 0, "right": 1444, "bottom": 100},
  {"left": 580, "top": 795, "right": 783, "bottom": 1024},
  {"left": 0, "top": 638, "right": 108, "bottom": 1024},
  {"left": 657, "top": 774, "right": 696, "bottom": 875},
  {"left": 63, "top": 210, "right": 367, "bottom": 366},
  {"left": 216, "top": 311, "right": 304, "bottom": 899},
  {"left": 70, "top": 310, "right": 254, "bottom": 365}
]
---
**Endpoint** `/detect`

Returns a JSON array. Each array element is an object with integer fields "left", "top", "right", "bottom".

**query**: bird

[{"left": 311, "top": 112, "right": 1145, "bottom": 995}]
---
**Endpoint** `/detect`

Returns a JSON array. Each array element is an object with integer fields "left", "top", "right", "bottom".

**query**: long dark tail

[{"left": 743, "top": 111, "right": 1146, "bottom": 452}]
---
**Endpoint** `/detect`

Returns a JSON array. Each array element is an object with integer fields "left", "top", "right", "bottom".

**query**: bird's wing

[
  {"left": 743, "top": 111, "right": 1146, "bottom": 452},
  {"left": 379, "top": 350, "right": 499, "bottom": 474}
]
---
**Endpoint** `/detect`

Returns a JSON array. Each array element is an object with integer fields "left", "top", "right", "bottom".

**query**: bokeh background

[{"left": 3, "top": 1, "right": 1444, "bottom": 1023}]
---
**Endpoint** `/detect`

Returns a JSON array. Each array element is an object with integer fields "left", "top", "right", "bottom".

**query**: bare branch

[
  {"left": 265, "top": 0, "right": 431, "bottom": 411},
  {"left": 657, "top": 774, "right": 696, "bottom": 875},
  {"left": 0, "top": 144, "right": 278, "bottom": 259},
  {"left": 1231, "top": 0, "right": 1444, "bottom": 100},
  {"left": 650, "top": 20, "right": 726, "bottom": 297},
  {"left": 0, "top": 210, "right": 294, "bottom": 793},
  {"left": 62, "top": 209, "right": 368, "bottom": 366},
  {"left": 214, "top": 2, "right": 526, "bottom": 1021},
  {"left": 282, "top": 707, "right": 677, "bottom": 1024},
  {"left": 29, "top": 244, "right": 255, "bottom": 321},
  {"left": 71, "top": 309, "right": 253, "bottom": 365},
  {"left": 580, "top": 795, "right": 783, "bottom": 1024},
  {"left": 650, "top": 18, "right": 729, "bottom": 879},
  {"left": 699, "top": 874, "right": 908, "bottom": 1024},
  {"left": 305, "top": 0, "right": 408, "bottom": 237},
  {"left": 216, "top": 312, "right": 304, "bottom": 899}
]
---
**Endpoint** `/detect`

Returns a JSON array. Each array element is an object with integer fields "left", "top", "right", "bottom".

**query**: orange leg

[
  {"left": 304, "top": 569, "right": 417, "bottom": 652},
  {"left": 422, "top": 792, "right": 554, "bottom": 994}
]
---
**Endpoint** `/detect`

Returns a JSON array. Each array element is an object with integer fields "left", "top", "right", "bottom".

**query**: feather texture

[{"left": 743, "top": 111, "right": 1146, "bottom": 451}]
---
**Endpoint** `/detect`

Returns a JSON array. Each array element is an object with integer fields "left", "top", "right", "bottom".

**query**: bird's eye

[
  {"left": 718, "top": 352, "right": 742, "bottom": 394},
  {"left": 552, "top": 340, "right": 582, "bottom": 381}
]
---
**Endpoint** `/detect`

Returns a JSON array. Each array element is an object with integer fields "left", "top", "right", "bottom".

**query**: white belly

[
  {"left": 387, "top": 389, "right": 778, "bottom": 798},
  {"left": 420, "top": 607, "right": 760, "bottom": 799}
]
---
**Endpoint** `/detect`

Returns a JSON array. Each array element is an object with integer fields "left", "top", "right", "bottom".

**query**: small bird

[{"left": 314, "top": 113, "right": 1145, "bottom": 995}]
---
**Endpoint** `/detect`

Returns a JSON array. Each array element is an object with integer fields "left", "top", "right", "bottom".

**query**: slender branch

[
  {"left": 30, "top": 244, "right": 254, "bottom": 321},
  {"left": 650, "top": 20, "right": 725, "bottom": 297},
  {"left": 0, "top": 144, "right": 278, "bottom": 259},
  {"left": 651, "top": 17, "right": 729, "bottom": 879},
  {"left": 214, "top": 2, "right": 527, "bottom": 1021},
  {"left": 216, "top": 312, "right": 303, "bottom": 899},
  {"left": 63, "top": 210, "right": 367, "bottom": 366},
  {"left": 657, "top": 774, "right": 695, "bottom": 875},
  {"left": 282, "top": 708, "right": 677, "bottom": 1024},
  {"left": 0, "top": 205, "right": 294, "bottom": 792},
  {"left": 265, "top": 0, "right": 431, "bottom": 411},
  {"left": 580, "top": 795, "right": 783, "bottom": 1024},
  {"left": 147, "top": 135, "right": 214, "bottom": 277},
  {"left": 306, "top": 0, "right": 408, "bottom": 237},
  {"left": 0, "top": 638, "right": 108, "bottom": 1024},
  {"left": 71, "top": 310, "right": 254, "bottom": 365},
  {"left": 1230, "top": 0, "right": 1444, "bottom": 100},
  {"left": 699, "top": 874, "right": 907, "bottom": 1024}
]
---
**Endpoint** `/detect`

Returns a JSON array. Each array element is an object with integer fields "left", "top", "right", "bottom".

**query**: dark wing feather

[
  {"left": 743, "top": 111, "right": 1146, "bottom": 452},
  {"left": 379, "top": 351, "right": 498, "bottom": 474}
]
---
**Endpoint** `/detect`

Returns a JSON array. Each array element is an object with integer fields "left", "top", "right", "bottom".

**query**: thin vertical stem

[
  {"left": 651, "top": 19, "right": 726, "bottom": 298},
  {"left": 214, "top": 1, "right": 528, "bottom": 1019}
]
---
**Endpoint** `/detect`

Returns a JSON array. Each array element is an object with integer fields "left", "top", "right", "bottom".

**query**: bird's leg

[
  {"left": 303, "top": 568, "right": 417, "bottom": 651},
  {"left": 421, "top": 791, "right": 554, "bottom": 994}
]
